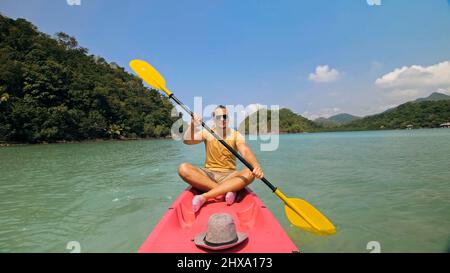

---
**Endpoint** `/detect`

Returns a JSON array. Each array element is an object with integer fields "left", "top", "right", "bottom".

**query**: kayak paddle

[{"left": 129, "top": 59, "right": 336, "bottom": 235}]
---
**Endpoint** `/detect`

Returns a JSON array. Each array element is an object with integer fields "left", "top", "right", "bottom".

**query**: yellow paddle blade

[
  {"left": 275, "top": 189, "right": 336, "bottom": 235},
  {"left": 285, "top": 198, "right": 336, "bottom": 235},
  {"left": 129, "top": 59, "right": 172, "bottom": 96}
]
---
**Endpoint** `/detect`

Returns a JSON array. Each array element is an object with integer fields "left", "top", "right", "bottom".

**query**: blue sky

[{"left": 1, "top": 0, "right": 450, "bottom": 119}]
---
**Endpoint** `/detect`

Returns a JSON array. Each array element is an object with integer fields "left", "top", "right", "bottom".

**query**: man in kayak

[{"left": 178, "top": 105, "right": 264, "bottom": 212}]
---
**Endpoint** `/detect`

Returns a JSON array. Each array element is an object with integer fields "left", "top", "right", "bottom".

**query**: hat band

[{"left": 204, "top": 235, "right": 238, "bottom": 247}]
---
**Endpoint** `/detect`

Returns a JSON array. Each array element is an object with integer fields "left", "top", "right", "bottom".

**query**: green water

[{"left": 1, "top": 129, "right": 449, "bottom": 253}]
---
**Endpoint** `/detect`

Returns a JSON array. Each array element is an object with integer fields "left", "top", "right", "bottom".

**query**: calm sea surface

[{"left": 1, "top": 129, "right": 449, "bottom": 252}]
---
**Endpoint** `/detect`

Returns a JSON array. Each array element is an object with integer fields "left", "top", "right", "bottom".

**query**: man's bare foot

[
  {"left": 192, "top": 195, "right": 206, "bottom": 213},
  {"left": 225, "top": 192, "right": 236, "bottom": 206}
]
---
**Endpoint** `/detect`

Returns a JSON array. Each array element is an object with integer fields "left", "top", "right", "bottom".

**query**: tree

[{"left": 0, "top": 14, "right": 176, "bottom": 143}]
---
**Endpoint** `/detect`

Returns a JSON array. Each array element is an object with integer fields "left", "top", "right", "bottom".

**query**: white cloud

[
  {"left": 245, "top": 103, "right": 265, "bottom": 116},
  {"left": 367, "top": 0, "right": 381, "bottom": 6},
  {"left": 302, "top": 107, "right": 341, "bottom": 120},
  {"left": 308, "top": 65, "right": 340, "bottom": 83},
  {"left": 375, "top": 61, "right": 450, "bottom": 89},
  {"left": 378, "top": 104, "right": 398, "bottom": 112},
  {"left": 437, "top": 88, "right": 450, "bottom": 95},
  {"left": 375, "top": 61, "right": 450, "bottom": 104}
]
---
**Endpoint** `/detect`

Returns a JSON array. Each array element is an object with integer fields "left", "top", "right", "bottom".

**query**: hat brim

[{"left": 194, "top": 232, "right": 248, "bottom": 251}]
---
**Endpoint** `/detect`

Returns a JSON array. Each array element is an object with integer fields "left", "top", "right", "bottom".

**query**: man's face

[{"left": 213, "top": 108, "right": 229, "bottom": 129}]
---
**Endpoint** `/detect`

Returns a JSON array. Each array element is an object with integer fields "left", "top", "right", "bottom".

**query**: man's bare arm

[
  {"left": 183, "top": 114, "right": 204, "bottom": 145},
  {"left": 237, "top": 142, "right": 264, "bottom": 179}
]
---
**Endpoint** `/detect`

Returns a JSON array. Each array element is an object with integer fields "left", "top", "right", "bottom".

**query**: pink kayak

[{"left": 138, "top": 187, "right": 299, "bottom": 253}]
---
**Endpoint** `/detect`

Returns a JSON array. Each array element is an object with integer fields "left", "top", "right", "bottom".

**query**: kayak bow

[{"left": 138, "top": 187, "right": 299, "bottom": 253}]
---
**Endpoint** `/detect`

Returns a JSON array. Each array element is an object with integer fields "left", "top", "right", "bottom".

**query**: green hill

[
  {"left": 314, "top": 117, "right": 339, "bottom": 128},
  {"left": 415, "top": 92, "right": 450, "bottom": 102},
  {"left": 342, "top": 100, "right": 450, "bottom": 130},
  {"left": 328, "top": 113, "right": 361, "bottom": 124},
  {"left": 314, "top": 113, "right": 360, "bottom": 127},
  {"left": 239, "top": 108, "right": 318, "bottom": 134},
  {"left": 0, "top": 15, "right": 177, "bottom": 143},
  {"left": 241, "top": 98, "right": 450, "bottom": 133}
]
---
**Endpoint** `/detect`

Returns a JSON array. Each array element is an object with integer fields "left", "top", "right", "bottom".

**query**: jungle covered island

[
  {"left": 314, "top": 113, "right": 361, "bottom": 128},
  {"left": 239, "top": 93, "right": 450, "bottom": 135},
  {"left": 239, "top": 108, "right": 319, "bottom": 134},
  {"left": 312, "top": 92, "right": 450, "bottom": 132},
  {"left": 0, "top": 15, "right": 177, "bottom": 143},
  {"left": 339, "top": 99, "right": 450, "bottom": 131}
]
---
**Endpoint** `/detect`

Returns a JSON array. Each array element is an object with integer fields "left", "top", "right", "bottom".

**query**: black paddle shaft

[{"left": 170, "top": 94, "right": 278, "bottom": 192}]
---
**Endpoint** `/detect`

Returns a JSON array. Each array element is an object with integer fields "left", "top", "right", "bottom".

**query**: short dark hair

[{"left": 212, "top": 105, "right": 227, "bottom": 117}]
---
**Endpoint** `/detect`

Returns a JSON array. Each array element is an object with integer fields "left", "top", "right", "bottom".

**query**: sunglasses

[{"left": 214, "top": 114, "right": 228, "bottom": 120}]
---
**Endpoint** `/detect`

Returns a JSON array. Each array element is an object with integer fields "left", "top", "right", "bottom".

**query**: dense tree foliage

[
  {"left": 341, "top": 100, "right": 450, "bottom": 130},
  {"left": 0, "top": 15, "right": 177, "bottom": 143},
  {"left": 312, "top": 93, "right": 450, "bottom": 132},
  {"left": 327, "top": 113, "right": 361, "bottom": 125},
  {"left": 314, "top": 113, "right": 360, "bottom": 128},
  {"left": 239, "top": 108, "right": 318, "bottom": 134},
  {"left": 240, "top": 99, "right": 450, "bottom": 134}
]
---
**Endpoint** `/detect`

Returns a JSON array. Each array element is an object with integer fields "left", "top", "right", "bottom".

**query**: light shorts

[{"left": 200, "top": 168, "right": 238, "bottom": 184}]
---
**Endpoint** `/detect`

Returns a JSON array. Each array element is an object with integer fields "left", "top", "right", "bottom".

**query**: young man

[{"left": 178, "top": 105, "right": 264, "bottom": 212}]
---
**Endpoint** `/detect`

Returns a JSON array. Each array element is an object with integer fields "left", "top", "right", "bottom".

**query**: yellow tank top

[{"left": 201, "top": 128, "right": 245, "bottom": 171}]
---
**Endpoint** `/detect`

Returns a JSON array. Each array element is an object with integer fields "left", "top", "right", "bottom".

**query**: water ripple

[{"left": 1, "top": 130, "right": 449, "bottom": 252}]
